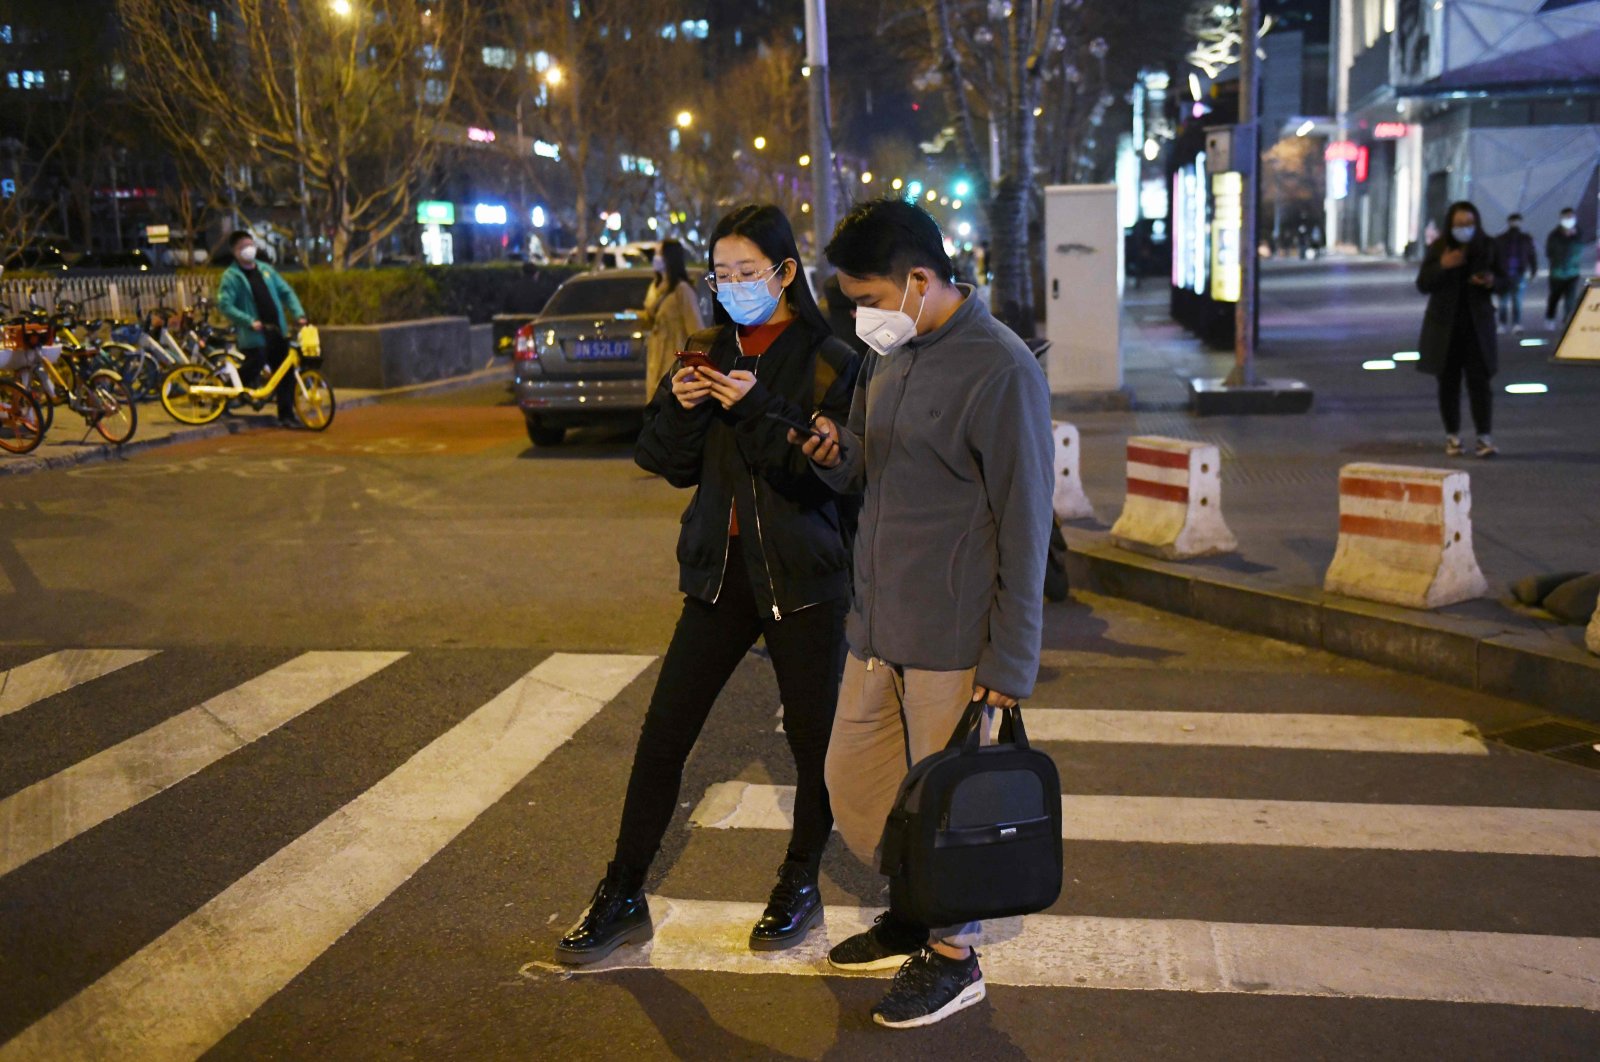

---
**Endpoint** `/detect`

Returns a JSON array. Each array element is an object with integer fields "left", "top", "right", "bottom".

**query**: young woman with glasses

[{"left": 555, "top": 204, "right": 861, "bottom": 963}]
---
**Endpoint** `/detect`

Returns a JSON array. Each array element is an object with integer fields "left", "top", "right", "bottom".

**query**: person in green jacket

[
  {"left": 1544, "top": 208, "right": 1588, "bottom": 330},
  {"left": 217, "top": 230, "right": 308, "bottom": 426}
]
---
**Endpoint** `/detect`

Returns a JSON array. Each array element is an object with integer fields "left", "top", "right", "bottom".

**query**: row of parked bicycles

[{"left": 0, "top": 288, "right": 335, "bottom": 455}]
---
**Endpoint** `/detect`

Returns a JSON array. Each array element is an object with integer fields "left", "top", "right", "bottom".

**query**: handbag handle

[{"left": 945, "top": 698, "right": 1031, "bottom": 752}]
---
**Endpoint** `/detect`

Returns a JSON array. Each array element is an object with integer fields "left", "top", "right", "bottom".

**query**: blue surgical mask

[
  {"left": 1451, "top": 226, "right": 1475, "bottom": 243},
  {"left": 716, "top": 270, "right": 782, "bottom": 326}
]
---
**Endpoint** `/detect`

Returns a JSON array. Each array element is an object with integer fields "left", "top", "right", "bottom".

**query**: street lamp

[
  {"left": 861, "top": 171, "right": 873, "bottom": 184},
  {"left": 329, "top": 0, "right": 352, "bottom": 15},
  {"left": 676, "top": 111, "right": 693, "bottom": 128},
  {"left": 753, "top": 136, "right": 767, "bottom": 150},
  {"left": 545, "top": 64, "right": 564, "bottom": 87},
  {"left": 798, "top": 154, "right": 811, "bottom": 167}
]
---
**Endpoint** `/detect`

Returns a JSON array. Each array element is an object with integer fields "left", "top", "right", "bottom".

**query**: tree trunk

[{"left": 987, "top": 173, "right": 1033, "bottom": 338}]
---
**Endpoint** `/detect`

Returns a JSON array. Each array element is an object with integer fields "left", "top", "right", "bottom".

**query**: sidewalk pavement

[
  {"left": 1056, "top": 258, "right": 1600, "bottom": 719},
  {"left": 1, "top": 361, "right": 512, "bottom": 477}
]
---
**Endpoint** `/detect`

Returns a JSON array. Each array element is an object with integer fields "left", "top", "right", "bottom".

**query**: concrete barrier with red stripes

[
  {"left": 1323, "top": 464, "right": 1488, "bottom": 609},
  {"left": 1051, "top": 421, "right": 1095, "bottom": 521},
  {"left": 1108, "top": 436, "right": 1237, "bottom": 559},
  {"left": 1586, "top": 598, "right": 1599, "bottom": 656}
]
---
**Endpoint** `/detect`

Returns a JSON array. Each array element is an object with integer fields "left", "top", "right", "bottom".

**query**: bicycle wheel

[
  {"left": 0, "top": 379, "right": 45, "bottom": 454},
  {"left": 160, "top": 364, "right": 228, "bottom": 425},
  {"left": 106, "top": 343, "right": 156, "bottom": 401},
  {"left": 18, "top": 367, "right": 54, "bottom": 435},
  {"left": 88, "top": 370, "right": 138, "bottom": 444},
  {"left": 292, "top": 368, "right": 336, "bottom": 431}
]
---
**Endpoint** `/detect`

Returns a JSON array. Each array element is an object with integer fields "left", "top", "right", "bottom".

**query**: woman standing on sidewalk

[
  {"left": 641, "top": 238, "right": 703, "bottom": 392},
  {"left": 1416, "top": 201, "right": 1502, "bottom": 458},
  {"left": 554, "top": 204, "right": 860, "bottom": 964}
]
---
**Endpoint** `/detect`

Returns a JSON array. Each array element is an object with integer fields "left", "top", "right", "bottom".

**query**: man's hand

[
  {"left": 251, "top": 319, "right": 264, "bottom": 331},
  {"left": 797, "top": 414, "right": 842, "bottom": 467},
  {"left": 670, "top": 366, "right": 713, "bottom": 410},
  {"left": 699, "top": 367, "right": 757, "bottom": 410},
  {"left": 1440, "top": 247, "right": 1466, "bottom": 270},
  {"left": 296, "top": 316, "right": 309, "bottom": 327},
  {"left": 1469, "top": 271, "right": 1494, "bottom": 288},
  {"left": 972, "top": 685, "right": 1019, "bottom": 709}
]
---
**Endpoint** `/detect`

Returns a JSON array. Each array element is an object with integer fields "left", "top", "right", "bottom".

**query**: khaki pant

[{"left": 824, "top": 651, "right": 984, "bottom": 947}]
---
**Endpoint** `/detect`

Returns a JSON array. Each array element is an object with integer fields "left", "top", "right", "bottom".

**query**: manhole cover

[{"left": 1489, "top": 720, "right": 1600, "bottom": 753}]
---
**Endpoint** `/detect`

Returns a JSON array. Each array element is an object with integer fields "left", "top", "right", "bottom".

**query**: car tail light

[{"left": 514, "top": 324, "right": 539, "bottom": 361}]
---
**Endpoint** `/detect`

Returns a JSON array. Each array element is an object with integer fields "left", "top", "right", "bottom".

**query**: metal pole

[
  {"left": 293, "top": 63, "right": 312, "bottom": 265},
  {"left": 803, "top": 0, "right": 837, "bottom": 267},
  {"left": 1226, "top": 0, "right": 1261, "bottom": 387}
]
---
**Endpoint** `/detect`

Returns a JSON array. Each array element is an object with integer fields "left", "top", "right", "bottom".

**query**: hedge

[{"left": 6, "top": 262, "right": 586, "bottom": 326}]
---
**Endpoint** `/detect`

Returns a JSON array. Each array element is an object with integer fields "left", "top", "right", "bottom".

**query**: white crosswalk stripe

[
  {"left": 688, "top": 781, "right": 1600, "bottom": 858},
  {"left": 0, "top": 649, "right": 158, "bottom": 719},
  {"left": 1023, "top": 708, "right": 1487, "bottom": 754},
  {"left": 0, "top": 651, "right": 407, "bottom": 877},
  {"left": 0, "top": 652, "right": 654, "bottom": 1062},
  {"left": 543, "top": 896, "right": 1600, "bottom": 1010}
]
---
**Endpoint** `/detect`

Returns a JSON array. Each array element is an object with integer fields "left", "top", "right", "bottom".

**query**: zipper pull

[{"left": 771, "top": 604, "right": 782, "bottom": 621}]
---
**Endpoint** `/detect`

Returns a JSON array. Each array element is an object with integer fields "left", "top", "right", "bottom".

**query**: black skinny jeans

[
  {"left": 1437, "top": 342, "right": 1493, "bottom": 437},
  {"left": 612, "top": 548, "right": 846, "bottom": 879}
]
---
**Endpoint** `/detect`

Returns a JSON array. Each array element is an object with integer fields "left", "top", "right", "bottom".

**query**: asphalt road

[{"left": 3, "top": 378, "right": 1599, "bottom": 1060}]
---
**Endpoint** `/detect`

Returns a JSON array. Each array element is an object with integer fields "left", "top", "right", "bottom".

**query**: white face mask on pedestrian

[
  {"left": 237, "top": 244, "right": 258, "bottom": 265},
  {"left": 855, "top": 275, "right": 926, "bottom": 356},
  {"left": 1561, "top": 217, "right": 1577, "bottom": 231}
]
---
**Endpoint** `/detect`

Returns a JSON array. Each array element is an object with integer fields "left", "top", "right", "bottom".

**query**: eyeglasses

[{"left": 707, "top": 260, "right": 785, "bottom": 292}]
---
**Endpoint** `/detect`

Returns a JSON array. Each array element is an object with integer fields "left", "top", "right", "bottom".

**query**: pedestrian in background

[
  {"left": 1492, "top": 213, "right": 1537, "bottom": 334},
  {"left": 1545, "top": 207, "right": 1586, "bottom": 331},
  {"left": 802, "top": 198, "right": 1053, "bottom": 1029},
  {"left": 1416, "top": 201, "right": 1502, "bottom": 458},
  {"left": 216, "top": 230, "right": 307, "bottom": 428},
  {"left": 641, "top": 238, "right": 703, "bottom": 391},
  {"left": 555, "top": 204, "right": 860, "bottom": 965}
]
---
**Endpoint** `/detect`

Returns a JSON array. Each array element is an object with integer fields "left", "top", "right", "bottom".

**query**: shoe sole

[
  {"left": 872, "top": 978, "right": 987, "bottom": 1029},
  {"left": 748, "top": 901, "right": 823, "bottom": 952},
  {"left": 828, "top": 949, "right": 918, "bottom": 973},
  {"left": 553, "top": 920, "right": 653, "bottom": 966}
]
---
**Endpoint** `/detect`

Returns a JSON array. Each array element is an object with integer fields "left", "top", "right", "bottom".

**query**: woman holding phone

[
  {"left": 642, "top": 238, "right": 703, "bottom": 392},
  {"left": 1416, "top": 200, "right": 1503, "bottom": 457},
  {"left": 556, "top": 204, "right": 860, "bottom": 963}
]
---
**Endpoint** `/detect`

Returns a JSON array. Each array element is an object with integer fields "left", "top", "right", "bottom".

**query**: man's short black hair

[
  {"left": 1560, "top": 206, "right": 1576, "bottom": 215},
  {"left": 825, "top": 197, "right": 953, "bottom": 282},
  {"left": 228, "top": 230, "right": 254, "bottom": 248}
]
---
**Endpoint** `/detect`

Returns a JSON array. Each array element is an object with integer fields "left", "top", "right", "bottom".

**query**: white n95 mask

[{"left": 855, "top": 276, "right": 925, "bottom": 356}]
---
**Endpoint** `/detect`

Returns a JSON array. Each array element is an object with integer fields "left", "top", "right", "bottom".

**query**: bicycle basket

[{"left": 297, "top": 324, "right": 323, "bottom": 364}]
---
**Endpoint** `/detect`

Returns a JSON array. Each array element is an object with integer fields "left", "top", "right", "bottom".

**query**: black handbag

[{"left": 878, "top": 700, "right": 1063, "bottom": 927}]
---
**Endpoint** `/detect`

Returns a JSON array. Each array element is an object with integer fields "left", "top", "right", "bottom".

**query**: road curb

[
  {"left": 0, "top": 364, "right": 509, "bottom": 477},
  {"left": 1063, "top": 528, "right": 1600, "bottom": 724}
]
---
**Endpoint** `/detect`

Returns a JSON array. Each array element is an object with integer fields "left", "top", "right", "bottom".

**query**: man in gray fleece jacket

[{"left": 797, "top": 198, "right": 1053, "bottom": 1029}]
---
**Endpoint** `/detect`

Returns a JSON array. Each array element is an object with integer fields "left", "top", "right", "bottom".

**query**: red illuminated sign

[
  {"left": 1373, "top": 122, "right": 1409, "bottom": 139},
  {"left": 1356, "top": 145, "right": 1370, "bottom": 182},
  {"left": 1324, "top": 141, "right": 1359, "bottom": 162}
]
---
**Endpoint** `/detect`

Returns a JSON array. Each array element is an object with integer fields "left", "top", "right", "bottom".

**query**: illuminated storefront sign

[
  {"left": 1373, "top": 122, "right": 1409, "bottom": 139},
  {"left": 415, "top": 200, "right": 456, "bottom": 225},
  {"left": 1210, "top": 172, "right": 1242, "bottom": 303},
  {"left": 467, "top": 126, "right": 497, "bottom": 144},
  {"left": 1171, "top": 152, "right": 1210, "bottom": 295},
  {"left": 473, "top": 203, "right": 508, "bottom": 225}
]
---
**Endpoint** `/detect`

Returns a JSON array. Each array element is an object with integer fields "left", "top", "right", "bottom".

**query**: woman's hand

[
  {"left": 1440, "top": 246, "right": 1466, "bottom": 270},
  {"left": 699, "top": 367, "right": 757, "bottom": 410},
  {"left": 671, "top": 366, "right": 713, "bottom": 410}
]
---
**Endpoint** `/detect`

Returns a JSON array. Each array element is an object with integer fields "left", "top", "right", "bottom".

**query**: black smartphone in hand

[{"left": 763, "top": 410, "right": 823, "bottom": 441}]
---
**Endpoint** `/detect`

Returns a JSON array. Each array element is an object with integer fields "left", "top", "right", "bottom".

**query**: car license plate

[{"left": 572, "top": 339, "right": 633, "bottom": 360}]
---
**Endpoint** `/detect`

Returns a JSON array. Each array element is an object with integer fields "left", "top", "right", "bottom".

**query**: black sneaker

[
  {"left": 827, "top": 912, "right": 928, "bottom": 972},
  {"left": 554, "top": 866, "right": 651, "bottom": 965},
  {"left": 871, "top": 947, "right": 986, "bottom": 1029}
]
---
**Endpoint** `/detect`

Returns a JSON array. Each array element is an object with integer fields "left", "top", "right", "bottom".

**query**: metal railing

[{"left": 0, "top": 273, "right": 211, "bottom": 320}]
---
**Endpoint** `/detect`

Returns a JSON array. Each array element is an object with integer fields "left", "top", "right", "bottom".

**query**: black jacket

[
  {"left": 1416, "top": 235, "right": 1501, "bottom": 377},
  {"left": 1492, "top": 228, "right": 1537, "bottom": 286},
  {"left": 635, "top": 317, "right": 861, "bottom": 620}
]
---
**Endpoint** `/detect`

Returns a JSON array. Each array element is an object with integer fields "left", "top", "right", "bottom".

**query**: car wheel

[{"left": 525, "top": 415, "right": 565, "bottom": 447}]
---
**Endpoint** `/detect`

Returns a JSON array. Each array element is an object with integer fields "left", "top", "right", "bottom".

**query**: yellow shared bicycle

[{"left": 159, "top": 325, "right": 335, "bottom": 431}]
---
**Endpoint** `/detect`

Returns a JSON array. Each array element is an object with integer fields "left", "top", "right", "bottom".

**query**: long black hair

[
  {"left": 659, "top": 238, "right": 691, "bottom": 293},
  {"left": 706, "top": 203, "right": 829, "bottom": 334}
]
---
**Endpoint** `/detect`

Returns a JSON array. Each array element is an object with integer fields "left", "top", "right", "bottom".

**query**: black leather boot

[
  {"left": 749, "top": 860, "right": 822, "bottom": 951},
  {"left": 555, "top": 863, "right": 651, "bottom": 965}
]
